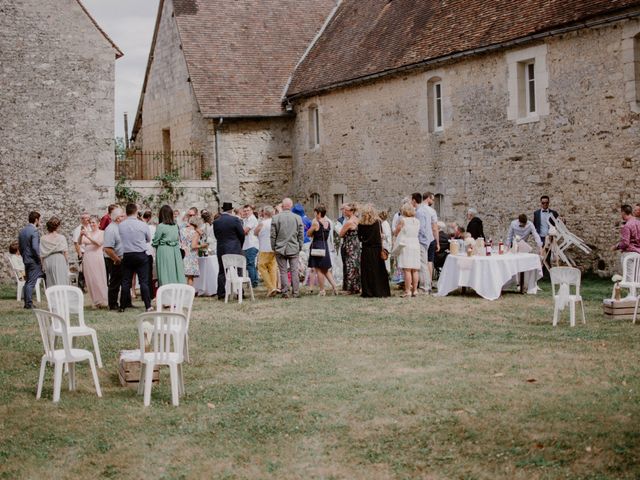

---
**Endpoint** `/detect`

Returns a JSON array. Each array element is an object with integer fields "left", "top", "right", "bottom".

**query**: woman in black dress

[
  {"left": 307, "top": 204, "right": 338, "bottom": 296},
  {"left": 357, "top": 204, "right": 391, "bottom": 298}
]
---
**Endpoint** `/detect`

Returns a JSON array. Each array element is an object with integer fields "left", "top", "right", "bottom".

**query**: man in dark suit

[
  {"left": 533, "top": 195, "right": 559, "bottom": 247},
  {"left": 18, "top": 211, "right": 43, "bottom": 309},
  {"left": 214, "top": 202, "right": 245, "bottom": 300}
]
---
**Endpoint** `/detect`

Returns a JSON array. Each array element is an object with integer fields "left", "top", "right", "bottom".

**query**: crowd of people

[{"left": 10, "top": 194, "right": 640, "bottom": 309}]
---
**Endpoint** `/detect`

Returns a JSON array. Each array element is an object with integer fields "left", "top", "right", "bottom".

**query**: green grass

[{"left": 0, "top": 276, "right": 639, "bottom": 479}]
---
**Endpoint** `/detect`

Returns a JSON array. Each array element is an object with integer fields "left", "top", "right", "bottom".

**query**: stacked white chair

[
  {"left": 45, "top": 285, "right": 103, "bottom": 368},
  {"left": 619, "top": 253, "right": 640, "bottom": 323},
  {"left": 551, "top": 217, "right": 592, "bottom": 266},
  {"left": 550, "top": 267, "right": 585, "bottom": 327},
  {"left": 33, "top": 309, "right": 102, "bottom": 402},
  {"left": 222, "top": 254, "right": 254, "bottom": 304},
  {"left": 156, "top": 284, "right": 195, "bottom": 362},
  {"left": 5, "top": 253, "right": 45, "bottom": 303},
  {"left": 620, "top": 253, "right": 640, "bottom": 299},
  {"left": 136, "top": 312, "right": 187, "bottom": 407}
]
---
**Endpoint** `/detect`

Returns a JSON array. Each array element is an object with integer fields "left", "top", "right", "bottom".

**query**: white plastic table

[
  {"left": 436, "top": 252, "right": 542, "bottom": 300},
  {"left": 193, "top": 256, "right": 218, "bottom": 296}
]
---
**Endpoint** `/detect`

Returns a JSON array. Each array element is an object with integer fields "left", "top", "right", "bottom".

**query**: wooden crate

[
  {"left": 117, "top": 350, "right": 159, "bottom": 389},
  {"left": 602, "top": 298, "right": 639, "bottom": 319}
]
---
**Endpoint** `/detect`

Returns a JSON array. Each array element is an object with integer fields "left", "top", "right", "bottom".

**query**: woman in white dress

[{"left": 393, "top": 203, "right": 420, "bottom": 297}]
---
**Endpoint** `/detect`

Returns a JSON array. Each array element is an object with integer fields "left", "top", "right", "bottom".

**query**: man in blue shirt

[
  {"left": 118, "top": 203, "right": 152, "bottom": 312},
  {"left": 18, "top": 211, "right": 42, "bottom": 309},
  {"left": 103, "top": 207, "right": 125, "bottom": 310}
]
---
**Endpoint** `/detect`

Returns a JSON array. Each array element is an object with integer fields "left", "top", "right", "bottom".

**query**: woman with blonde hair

[
  {"left": 339, "top": 202, "right": 361, "bottom": 294},
  {"left": 79, "top": 215, "right": 108, "bottom": 307},
  {"left": 394, "top": 203, "right": 421, "bottom": 297},
  {"left": 357, "top": 204, "right": 391, "bottom": 297}
]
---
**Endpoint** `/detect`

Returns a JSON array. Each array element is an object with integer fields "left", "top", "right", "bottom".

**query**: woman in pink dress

[{"left": 79, "top": 216, "right": 108, "bottom": 307}]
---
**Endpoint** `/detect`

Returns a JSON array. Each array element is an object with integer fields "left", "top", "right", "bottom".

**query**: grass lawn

[{"left": 0, "top": 276, "right": 639, "bottom": 479}]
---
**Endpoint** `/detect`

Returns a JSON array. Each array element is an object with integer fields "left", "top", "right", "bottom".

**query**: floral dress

[
  {"left": 341, "top": 229, "right": 361, "bottom": 293},
  {"left": 182, "top": 227, "right": 200, "bottom": 277}
]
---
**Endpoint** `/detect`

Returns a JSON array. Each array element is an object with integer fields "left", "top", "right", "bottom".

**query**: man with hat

[{"left": 214, "top": 202, "right": 245, "bottom": 300}]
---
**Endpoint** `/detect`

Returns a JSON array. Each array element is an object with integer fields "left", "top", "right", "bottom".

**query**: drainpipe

[{"left": 214, "top": 117, "right": 223, "bottom": 208}]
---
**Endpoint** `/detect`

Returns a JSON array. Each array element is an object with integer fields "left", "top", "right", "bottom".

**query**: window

[
  {"left": 525, "top": 62, "right": 536, "bottom": 114},
  {"left": 427, "top": 77, "right": 444, "bottom": 132},
  {"left": 434, "top": 193, "right": 444, "bottom": 218},
  {"left": 162, "top": 128, "right": 172, "bottom": 172},
  {"left": 308, "top": 105, "right": 320, "bottom": 148},
  {"left": 310, "top": 193, "right": 320, "bottom": 209},
  {"left": 622, "top": 28, "right": 640, "bottom": 113},
  {"left": 162, "top": 128, "right": 171, "bottom": 153},
  {"left": 434, "top": 82, "right": 443, "bottom": 131},
  {"left": 635, "top": 34, "right": 640, "bottom": 103},
  {"left": 506, "top": 45, "right": 548, "bottom": 123},
  {"left": 333, "top": 193, "right": 344, "bottom": 218}
]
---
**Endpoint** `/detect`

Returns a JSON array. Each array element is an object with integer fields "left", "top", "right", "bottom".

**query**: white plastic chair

[
  {"left": 45, "top": 285, "right": 103, "bottom": 368},
  {"left": 550, "top": 267, "right": 585, "bottom": 327},
  {"left": 222, "top": 254, "right": 254, "bottom": 304},
  {"left": 136, "top": 312, "right": 187, "bottom": 407},
  {"left": 552, "top": 217, "right": 592, "bottom": 266},
  {"left": 621, "top": 253, "right": 640, "bottom": 299},
  {"left": 156, "top": 284, "right": 195, "bottom": 362},
  {"left": 33, "top": 309, "right": 102, "bottom": 402},
  {"left": 5, "top": 253, "right": 45, "bottom": 303}
]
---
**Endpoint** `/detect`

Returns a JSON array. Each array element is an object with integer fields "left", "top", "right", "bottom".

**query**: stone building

[
  {"left": 0, "top": 0, "right": 121, "bottom": 266},
  {"left": 130, "top": 0, "right": 338, "bottom": 208},
  {"left": 132, "top": 0, "right": 640, "bottom": 271},
  {"left": 284, "top": 0, "right": 640, "bottom": 271}
]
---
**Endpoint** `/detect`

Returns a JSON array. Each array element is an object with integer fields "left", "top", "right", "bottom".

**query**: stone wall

[
  {"left": 216, "top": 117, "right": 294, "bottom": 207},
  {"left": 291, "top": 19, "right": 640, "bottom": 272},
  {"left": 0, "top": 0, "right": 117, "bottom": 278},
  {"left": 136, "top": 0, "right": 213, "bottom": 180}
]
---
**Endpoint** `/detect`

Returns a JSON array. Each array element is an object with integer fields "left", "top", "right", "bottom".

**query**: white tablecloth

[
  {"left": 436, "top": 253, "right": 542, "bottom": 300},
  {"left": 193, "top": 256, "right": 218, "bottom": 296}
]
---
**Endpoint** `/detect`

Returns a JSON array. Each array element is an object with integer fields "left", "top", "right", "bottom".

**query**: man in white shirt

[
  {"left": 507, "top": 214, "right": 543, "bottom": 250},
  {"left": 422, "top": 192, "right": 440, "bottom": 292},
  {"left": 255, "top": 206, "right": 278, "bottom": 296},
  {"left": 242, "top": 204, "right": 260, "bottom": 288}
]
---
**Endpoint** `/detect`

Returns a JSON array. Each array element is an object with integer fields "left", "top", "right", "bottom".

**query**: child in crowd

[{"left": 8, "top": 242, "right": 25, "bottom": 279}]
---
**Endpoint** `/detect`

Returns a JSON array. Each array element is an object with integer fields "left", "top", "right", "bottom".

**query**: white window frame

[
  {"left": 426, "top": 74, "right": 445, "bottom": 133},
  {"left": 308, "top": 105, "right": 320, "bottom": 149},
  {"left": 433, "top": 82, "right": 443, "bottom": 132},
  {"left": 622, "top": 23, "right": 640, "bottom": 113},
  {"left": 506, "top": 44, "right": 549, "bottom": 124},
  {"left": 524, "top": 61, "right": 536, "bottom": 115}
]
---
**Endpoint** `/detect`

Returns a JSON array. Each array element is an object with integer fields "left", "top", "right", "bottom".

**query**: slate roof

[
  {"left": 286, "top": 0, "right": 640, "bottom": 98},
  {"left": 172, "top": 0, "right": 337, "bottom": 117}
]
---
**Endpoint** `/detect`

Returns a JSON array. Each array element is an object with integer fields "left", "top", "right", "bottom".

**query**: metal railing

[{"left": 115, "top": 150, "right": 210, "bottom": 180}]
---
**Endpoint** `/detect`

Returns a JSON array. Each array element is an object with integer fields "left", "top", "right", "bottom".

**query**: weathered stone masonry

[
  {"left": 291, "top": 20, "right": 640, "bottom": 272},
  {"left": 0, "top": 0, "right": 119, "bottom": 279}
]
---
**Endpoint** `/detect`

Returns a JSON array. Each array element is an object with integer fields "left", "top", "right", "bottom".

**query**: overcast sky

[{"left": 82, "top": 0, "right": 160, "bottom": 141}]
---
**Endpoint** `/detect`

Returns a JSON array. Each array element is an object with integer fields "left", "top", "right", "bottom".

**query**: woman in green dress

[{"left": 152, "top": 205, "right": 186, "bottom": 286}]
